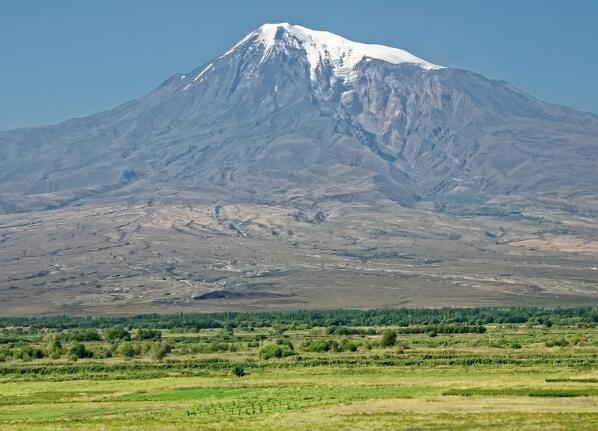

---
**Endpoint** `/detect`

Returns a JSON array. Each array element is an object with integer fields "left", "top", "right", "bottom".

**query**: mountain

[
  {"left": 1, "top": 22, "right": 597, "bottom": 214},
  {"left": 1, "top": 23, "right": 598, "bottom": 314}
]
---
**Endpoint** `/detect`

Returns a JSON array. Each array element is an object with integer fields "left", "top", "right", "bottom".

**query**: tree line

[{"left": 0, "top": 307, "right": 595, "bottom": 331}]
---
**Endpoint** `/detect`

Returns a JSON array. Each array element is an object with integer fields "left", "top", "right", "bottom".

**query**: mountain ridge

[
  {"left": 0, "top": 23, "right": 597, "bottom": 214},
  {"left": 1, "top": 23, "right": 598, "bottom": 313}
]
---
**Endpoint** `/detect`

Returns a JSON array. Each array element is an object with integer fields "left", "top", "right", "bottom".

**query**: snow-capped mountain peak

[
  {"left": 234, "top": 23, "right": 443, "bottom": 80},
  {"left": 3, "top": 21, "right": 597, "bottom": 220}
]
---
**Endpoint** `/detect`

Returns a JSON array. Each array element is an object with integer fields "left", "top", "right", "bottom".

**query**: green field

[{"left": 0, "top": 308, "right": 596, "bottom": 430}]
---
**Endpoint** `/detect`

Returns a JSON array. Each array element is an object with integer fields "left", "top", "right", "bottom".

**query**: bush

[
  {"left": 46, "top": 334, "right": 63, "bottom": 356},
  {"left": 546, "top": 337, "right": 569, "bottom": 347},
  {"left": 105, "top": 326, "right": 131, "bottom": 341},
  {"left": 339, "top": 338, "right": 359, "bottom": 352},
  {"left": 220, "top": 325, "right": 234, "bottom": 339},
  {"left": 570, "top": 335, "right": 589, "bottom": 346},
  {"left": 380, "top": 329, "right": 397, "bottom": 347},
  {"left": 117, "top": 342, "right": 140, "bottom": 358},
  {"left": 326, "top": 326, "right": 375, "bottom": 336},
  {"left": 302, "top": 339, "right": 335, "bottom": 353},
  {"left": 396, "top": 325, "right": 486, "bottom": 335},
  {"left": 68, "top": 343, "right": 93, "bottom": 359},
  {"left": 16, "top": 345, "right": 45, "bottom": 360},
  {"left": 94, "top": 347, "right": 114, "bottom": 359},
  {"left": 272, "top": 324, "right": 288, "bottom": 335},
  {"left": 0, "top": 347, "right": 11, "bottom": 362},
  {"left": 258, "top": 344, "right": 295, "bottom": 360},
  {"left": 68, "top": 329, "right": 102, "bottom": 342},
  {"left": 275, "top": 338, "right": 294, "bottom": 350},
  {"left": 152, "top": 343, "right": 172, "bottom": 360},
  {"left": 136, "top": 328, "right": 162, "bottom": 341},
  {"left": 232, "top": 365, "right": 246, "bottom": 377},
  {"left": 302, "top": 337, "right": 361, "bottom": 353}
]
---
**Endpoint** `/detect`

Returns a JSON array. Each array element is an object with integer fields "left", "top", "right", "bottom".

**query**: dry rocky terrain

[{"left": 1, "top": 197, "right": 597, "bottom": 315}]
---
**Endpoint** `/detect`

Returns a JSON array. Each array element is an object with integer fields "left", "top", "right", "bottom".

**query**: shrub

[
  {"left": 68, "top": 329, "right": 102, "bottom": 342},
  {"left": 339, "top": 338, "right": 359, "bottom": 352},
  {"left": 275, "top": 338, "right": 294, "bottom": 350},
  {"left": 272, "top": 324, "right": 288, "bottom": 335},
  {"left": 0, "top": 348, "right": 11, "bottom": 362},
  {"left": 570, "top": 335, "right": 589, "bottom": 346},
  {"left": 258, "top": 344, "right": 295, "bottom": 360},
  {"left": 117, "top": 342, "right": 140, "bottom": 358},
  {"left": 546, "top": 337, "right": 569, "bottom": 348},
  {"left": 68, "top": 342, "right": 93, "bottom": 359},
  {"left": 17, "top": 345, "right": 45, "bottom": 360},
  {"left": 380, "top": 329, "right": 397, "bottom": 347},
  {"left": 136, "top": 328, "right": 162, "bottom": 341},
  {"left": 105, "top": 326, "right": 131, "bottom": 341},
  {"left": 232, "top": 365, "right": 246, "bottom": 377},
  {"left": 220, "top": 325, "right": 234, "bottom": 339},
  {"left": 46, "top": 334, "right": 63, "bottom": 356},
  {"left": 326, "top": 326, "right": 374, "bottom": 336},
  {"left": 302, "top": 339, "right": 335, "bottom": 353},
  {"left": 94, "top": 347, "right": 114, "bottom": 359},
  {"left": 152, "top": 343, "right": 172, "bottom": 360}
]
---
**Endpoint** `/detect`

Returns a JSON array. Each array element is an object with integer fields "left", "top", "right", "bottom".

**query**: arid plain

[{"left": 1, "top": 196, "right": 597, "bottom": 315}]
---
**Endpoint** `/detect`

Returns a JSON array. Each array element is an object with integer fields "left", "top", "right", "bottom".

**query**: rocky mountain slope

[
  {"left": 1, "top": 23, "right": 597, "bottom": 214},
  {"left": 2, "top": 23, "right": 598, "bottom": 314}
]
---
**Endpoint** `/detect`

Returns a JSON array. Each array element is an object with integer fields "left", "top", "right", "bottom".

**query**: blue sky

[{"left": 1, "top": 0, "right": 597, "bottom": 130}]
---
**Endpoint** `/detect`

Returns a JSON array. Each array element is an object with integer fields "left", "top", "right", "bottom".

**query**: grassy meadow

[{"left": 0, "top": 308, "right": 596, "bottom": 430}]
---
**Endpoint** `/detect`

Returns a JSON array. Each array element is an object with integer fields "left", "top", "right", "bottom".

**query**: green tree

[
  {"left": 46, "top": 334, "right": 63, "bottom": 359},
  {"left": 68, "top": 343, "right": 93, "bottom": 359},
  {"left": 17, "top": 345, "right": 45, "bottom": 360},
  {"left": 380, "top": 329, "right": 397, "bottom": 347},
  {"left": 302, "top": 338, "right": 335, "bottom": 352},
  {"left": 117, "top": 342, "right": 139, "bottom": 358},
  {"left": 136, "top": 328, "right": 162, "bottom": 341},
  {"left": 105, "top": 326, "right": 131, "bottom": 341},
  {"left": 232, "top": 366, "right": 246, "bottom": 377},
  {"left": 220, "top": 325, "right": 234, "bottom": 339},
  {"left": 68, "top": 329, "right": 102, "bottom": 341},
  {"left": 152, "top": 343, "right": 172, "bottom": 360},
  {"left": 258, "top": 344, "right": 295, "bottom": 360}
]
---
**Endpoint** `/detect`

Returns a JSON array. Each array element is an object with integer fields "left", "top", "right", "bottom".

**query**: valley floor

[
  {"left": 1, "top": 200, "right": 597, "bottom": 314},
  {"left": 2, "top": 367, "right": 597, "bottom": 430},
  {"left": 0, "top": 311, "right": 596, "bottom": 430}
]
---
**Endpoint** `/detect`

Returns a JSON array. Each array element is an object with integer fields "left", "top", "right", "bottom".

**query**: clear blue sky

[{"left": 1, "top": 0, "right": 597, "bottom": 130}]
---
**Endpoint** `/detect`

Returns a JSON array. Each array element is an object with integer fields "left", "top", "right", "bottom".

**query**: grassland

[{"left": 0, "top": 308, "right": 596, "bottom": 430}]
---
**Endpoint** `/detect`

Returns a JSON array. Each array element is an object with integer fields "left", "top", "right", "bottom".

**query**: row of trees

[
  {"left": 1, "top": 338, "right": 172, "bottom": 362},
  {"left": 258, "top": 329, "right": 401, "bottom": 358},
  {"left": 1, "top": 307, "right": 594, "bottom": 331},
  {"left": 47, "top": 327, "right": 162, "bottom": 342}
]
